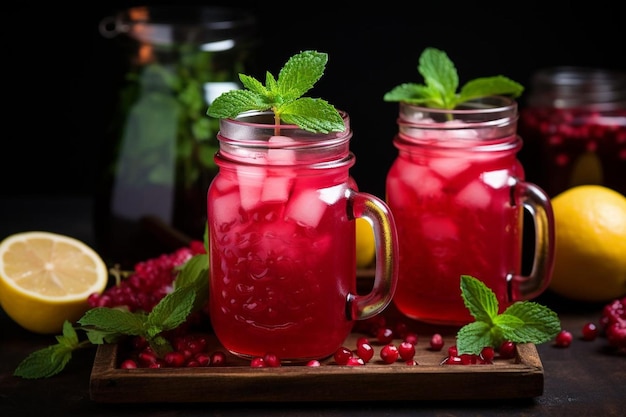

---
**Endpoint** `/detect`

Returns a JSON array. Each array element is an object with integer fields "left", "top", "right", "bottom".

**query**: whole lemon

[
  {"left": 356, "top": 218, "right": 376, "bottom": 269},
  {"left": 549, "top": 185, "right": 626, "bottom": 302}
]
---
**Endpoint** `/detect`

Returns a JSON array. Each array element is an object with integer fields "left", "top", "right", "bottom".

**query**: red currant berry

[
  {"left": 380, "top": 344, "right": 399, "bottom": 364},
  {"left": 581, "top": 322, "right": 598, "bottom": 341},
  {"left": 555, "top": 330, "right": 573, "bottom": 348},
  {"left": 430, "top": 333, "right": 444, "bottom": 351}
]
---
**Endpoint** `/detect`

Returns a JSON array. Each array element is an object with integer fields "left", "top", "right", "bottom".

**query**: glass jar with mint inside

[{"left": 93, "top": 5, "right": 257, "bottom": 268}]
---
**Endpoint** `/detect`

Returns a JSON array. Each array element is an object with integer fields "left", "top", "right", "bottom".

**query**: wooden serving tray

[
  {"left": 89, "top": 270, "right": 543, "bottom": 402},
  {"left": 89, "top": 332, "right": 543, "bottom": 403}
]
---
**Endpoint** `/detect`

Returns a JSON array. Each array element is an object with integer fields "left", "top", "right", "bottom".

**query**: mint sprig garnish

[
  {"left": 383, "top": 47, "right": 524, "bottom": 109},
  {"left": 207, "top": 50, "right": 345, "bottom": 134},
  {"left": 456, "top": 275, "right": 561, "bottom": 356},
  {"left": 13, "top": 252, "right": 209, "bottom": 379}
]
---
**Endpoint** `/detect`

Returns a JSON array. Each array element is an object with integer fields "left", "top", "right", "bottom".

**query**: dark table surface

[{"left": 1, "top": 195, "right": 625, "bottom": 417}]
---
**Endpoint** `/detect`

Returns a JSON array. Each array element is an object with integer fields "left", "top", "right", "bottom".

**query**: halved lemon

[{"left": 0, "top": 231, "right": 108, "bottom": 334}]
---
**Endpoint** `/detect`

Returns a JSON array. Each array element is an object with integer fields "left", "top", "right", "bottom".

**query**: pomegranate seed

[
  {"left": 346, "top": 357, "right": 365, "bottom": 366},
  {"left": 394, "top": 322, "right": 409, "bottom": 338},
  {"left": 356, "top": 342, "right": 374, "bottom": 363},
  {"left": 163, "top": 351, "right": 186, "bottom": 367},
  {"left": 380, "top": 344, "right": 399, "bottom": 364},
  {"left": 376, "top": 327, "right": 394, "bottom": 345},
  {"left": 555, "top": 330, "right": 573, "bottom": 347},
  {"left": 356, "top": 336, "right": 370, "bottom": 347},
  {"left": 194, "top": 353, "right": 211, "bottom": 366},
  {"left": 263, "top": 352, "right": 281, "bottom": 367},
  {"left": 442, "top": 355, "right": 463, "bottom": 365},
  {"left": 429, "top": 333, "right": 444, "bottom": 351},
  {"left": 398, "top": 341, "right": 416, "bottom": 361},
  {"left": 306, "top": 360, "right": 321, "bottom": 367},
  {"left": 447, "top": 345, "right": 458, "bottom": 357},
  {"left": 138, "top": 351, "right": 158, "bottom": 366},
  {"left": 120, "top": 359, "right": 138, "bottom": 369},
  {"left": 250, "top": 357, "right": 266, "bottom": 368},
  {"left": 498, "top": 341, "right": 516, "bottom": 359},
  {"left": 333, "top": 346, "right": 353, "bottom": 365},
  {"left": 186, "top": 360, "right": 200, "bottom": 367},
  {"left": 581, "top": 322, "right": 598, "bottom": 341},
  {"left": 210, "top": 351, "right": 227, "bottom": 366},
  {"left": 405, "top": 359, "right": 418, "bottom": 366},
  {"left": 403, "top": 332, "right": 418, "bottom": 345},
  {"left": 480, "top": 346, "right": 495, "bottom": 362}
]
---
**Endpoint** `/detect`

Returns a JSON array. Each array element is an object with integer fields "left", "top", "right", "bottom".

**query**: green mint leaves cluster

[
  {"left": 207, "top": 50, "right": 345, "bottom": 134},
  {"left": 456, "top": 275, "right": 561, "bottom": 355},
  {"left": 384, "top": 47, "right": 524, "bottom": 109},
  {"left": 13, "top": 253, "right": 210, "bottom": 379}
]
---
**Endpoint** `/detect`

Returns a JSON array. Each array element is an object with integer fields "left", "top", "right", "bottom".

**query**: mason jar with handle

[
  {"left": 386, "top": 96, "right": 555, "bottom": 326},
  {"left": 207, "top": 110, "right": 399, "bottom": 362}
]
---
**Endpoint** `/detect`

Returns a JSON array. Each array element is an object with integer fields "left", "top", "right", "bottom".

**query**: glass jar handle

[
  {"left": 509, "top": 179, "right": 556, "bottom": 301},
  {"left": 345, "top": 188, "right": 399, "bottom": 320}
]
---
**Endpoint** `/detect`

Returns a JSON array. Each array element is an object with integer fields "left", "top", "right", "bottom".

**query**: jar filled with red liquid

[
  {"left": 208, "top": 110, "right": 399, "bottom": 362},
  {"left": 386, "top": 97, "right": 555, "bottom": 326},
  {"left": 518, "top": 67, "right": 626, "bottom": 197}
]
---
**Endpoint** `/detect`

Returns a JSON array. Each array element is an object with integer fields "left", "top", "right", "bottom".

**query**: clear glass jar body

[
  {"left": 208, "top": 111, "right": 398, "bottom": 362},
  {"left": 93, "top": 6, "right": 257, "bottom": 268},
  {"left": 519, "top": 67, "right": 626, "bottom": 197},
  {"left": 386, "top": 97, "right": 555, "bottom": 326}
]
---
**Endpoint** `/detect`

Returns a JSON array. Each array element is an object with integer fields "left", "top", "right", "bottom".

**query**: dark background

[{"left": 3, "top": 1, "right": 625, "bottom": 200}]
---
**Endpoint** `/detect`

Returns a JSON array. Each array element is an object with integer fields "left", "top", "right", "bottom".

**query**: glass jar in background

[
  {"left": 518, "top": 67, "right": 626, "bottom": 198},
  {"left": 93, "top": 6, "right": 257, "bottom": 268}
]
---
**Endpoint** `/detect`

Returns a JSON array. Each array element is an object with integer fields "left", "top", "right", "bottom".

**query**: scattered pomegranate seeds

[
  {"left": 429, "top": 333, "right": 444, "bottom": 351},
  {"left": 356, "top": 341, "right": 375, "bottom": 363},
  {"left": 581, "top": 322, "right": 599, "bottom": 341},
  {"left": 380, "top": 344, "right": 399, "bottom": 364},
  {"left": 398, "top": 341, "right": 416, "bottom": 361},
  {"left": 555, "top": 330, "right": 573, "bottom": 348},
  {"left": 498, "top": 341, "right": 516, "bottom": 359},
  {"left": 333, "top": 346, "right": 353, "bottom": 365}
]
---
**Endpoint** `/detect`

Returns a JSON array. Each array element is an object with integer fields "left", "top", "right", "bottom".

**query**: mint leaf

[
  {"left": 14, "top": 322, "right": 87, "bottom": 379},
  {"left": 207, "top": 50, "right": 345, "bottom": 134},
  {"left": 14, "top": 345, "right": 73, "bottom": 379},
  {"left": 499, "top": 302, "right": 561, "bottom": 344},
  {"left": 384, "top": 47, "right": 524, "bottom": 109},
  {"left": 78, "top": 307, "right": 147, "bottom": 336},
  {"left": 174, "top": 253, "right": 209, "bottom": 311},
  {"left": 455, "top": 275, "right": 562, "bottom": 356},
  {"left": 418, "top": 47, "right": 459, "bottom": 108},
  {"left": 279, "top": 98, "right": 344, "bottom": 133},
  {"left": 455, "top": 321, "right": 494, "bottom": 355},
  {"left": 460, "top": 275, "right": 498, "bottom": 323},
  {"left": 276, "top": 50, "right": 326, "bottom": 100},
  {"left": 147, "top": 285, "right": 195, "bottom": 333}
]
